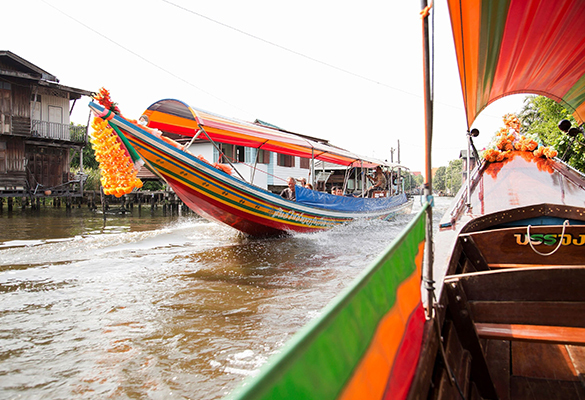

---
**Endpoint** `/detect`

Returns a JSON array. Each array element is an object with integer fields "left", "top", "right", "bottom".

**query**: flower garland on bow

[
  {"left": 90, "top": 88, "right": 143, "bottom": 197},
  {"left": 482, "top": 113, "right": 557, "bottom": 163}
]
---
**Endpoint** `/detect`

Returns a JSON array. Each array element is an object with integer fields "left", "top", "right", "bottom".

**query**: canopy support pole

[
  {"left": 421, "top": 0, "right": 435, "bottom": 319},
  {"left": 183, "top": 129, "right": 203, "bottom": 151},
  {"left": 397, "top": 140, "right": 402, "bottom": 195},
  {"left": 360, "top": 160, "right": 365, "bottom": 197},
  {"left": 251, "top": 149, "right": 260, "bottom": 185},
  {"left": 466, "top": 131, "right": 472, "bottom": 207},
  {"left": 250, "top": 141, "right": 268, "bottom": 185},
  {"left": 311, "top": 148, "right": 315, "bottom": 188},
  {"left": 198, "top": 124, "right": 247, "bottom": 183}
]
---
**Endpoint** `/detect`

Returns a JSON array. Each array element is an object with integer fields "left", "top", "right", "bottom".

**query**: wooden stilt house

[{"left": 0, "top": 51, "right": 92, "bottom": 198}]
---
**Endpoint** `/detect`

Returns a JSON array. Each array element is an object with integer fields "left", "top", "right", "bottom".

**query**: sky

[{"left": 2, "top": 0, "right": 527, "bottom": 173}]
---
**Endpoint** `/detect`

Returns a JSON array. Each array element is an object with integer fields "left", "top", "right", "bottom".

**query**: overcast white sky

[{"left": 2, "top": 0, "right": 526, "bottom": 173}]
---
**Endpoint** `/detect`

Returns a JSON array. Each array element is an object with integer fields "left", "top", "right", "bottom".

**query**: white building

[{"left": 184, "top": 141, "right": 311, "bottom": 192}]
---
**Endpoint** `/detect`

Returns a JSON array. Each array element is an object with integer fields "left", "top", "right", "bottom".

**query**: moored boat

[{"left": 88, "top": 98, "right": 413, "bottom": 237}]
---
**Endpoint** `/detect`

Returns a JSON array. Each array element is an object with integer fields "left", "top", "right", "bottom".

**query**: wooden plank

[
  {"left": 459, "top": 235, "right": 490, "bottom": 272},
  {"left": 567, "top": 345, "right": 585, "bottom": 388},
  {"left": 512, "top": 342, "right": 578, "bottom": 381},
  {"left": 485, "top": 340, "right": 510, "bottom": 400},
  {"left": 434, "top": 368, "right": 461, "bottom": 400},
  {"left": 461, "top": 224, "right": 585, "bottom": 266},
  {"left": 443, "top": 320, "right": 472, "bottom": 398},
  {"left": 445, "top": 267, "right": 585, "bottom": 302},
  {"left": 470, "top": 301, "right": 585, "bottom": 328},
  {"left": 510, "top": 376, "right": 585, "bottom": 400},
  {"left": 445, "top": 281, "right": 499, "bottom": 399},
  {"left": 489, "top": 263, "right": 580, "bottom": 269},
  {"left": 407, "top": 320, "right": 439, "bottom": 400},
  {"left": 476, "top": 323, "right": 585, "bottom": 346}
]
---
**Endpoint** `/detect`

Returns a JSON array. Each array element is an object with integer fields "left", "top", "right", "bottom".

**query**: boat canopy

[
  {"left": 447, "top": 0, "right": 585, "bottom": 127},
  {"left": 142, "top": 99, "right": 400, "bottom": 167}
]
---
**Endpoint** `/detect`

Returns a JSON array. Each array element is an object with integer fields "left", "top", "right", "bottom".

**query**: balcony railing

[{"left": 31, "top": 120, "right": 87, "bottom": 144}]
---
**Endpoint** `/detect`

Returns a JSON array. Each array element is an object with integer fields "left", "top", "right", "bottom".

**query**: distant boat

[{"left": 88, "top": 100, "right": 413, "bottom": 237}]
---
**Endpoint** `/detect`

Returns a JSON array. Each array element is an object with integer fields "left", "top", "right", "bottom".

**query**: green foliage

[
  {"left": 433, "top": 166, "right": 447, "bottom": 192},
  {"left": 83, "top": 169, "right": 101, "bottom": 191},
  {"left": 433, "top": 159, "right": 463, "bottom": 195},
  {"left": 403, "top": 171, "right": 424, "bottom": 192},
  {"left": 518, "top": 95, "right": 585, "bottom": 172},
  {"left": 70, "top": 144, "right": 99, "bottom": 170},
  {"left": 141, "top": 180, "right": 165, "bottom": 191},
  {"left": 445, "top": 159, "right": 463, "bottom": 194}
]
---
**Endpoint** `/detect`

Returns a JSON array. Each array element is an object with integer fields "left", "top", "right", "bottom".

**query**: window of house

[
  {"left": 31, "top": 95, "right": 42, "bottom": 120},
  {"left": 48, "top": 105, "right": 63, "bottom": 124},
  {"left": 300, "top": 157, "right": 310, "bottom": 169},
  {"left": 0, "top": 84, "right": 11, "bottom": 134},
  {"left": 257, "top": 149, "right": 271, "bottom": 164},
  {"left": 277, "top": 153, "right": 294, "bottom": 167},
  {"left": 0, "top": 142, "right": 6, "bottom": 173},
  {"left": 219, "top": 144, "right": 245, "bottom": 163}
]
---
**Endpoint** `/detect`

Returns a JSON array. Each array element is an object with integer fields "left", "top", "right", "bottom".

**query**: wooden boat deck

[{"left": 410, "top": 154, "right": 585, "bottom": 400}]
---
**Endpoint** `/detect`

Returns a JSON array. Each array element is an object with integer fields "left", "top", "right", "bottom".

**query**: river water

[{"left": 0, "top": 196, "right": 451, "bottom": 399}]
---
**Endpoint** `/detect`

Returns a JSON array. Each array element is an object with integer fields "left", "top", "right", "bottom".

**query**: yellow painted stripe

[{"left": 134, "top": 138, "right": 344, "bottom": 229}]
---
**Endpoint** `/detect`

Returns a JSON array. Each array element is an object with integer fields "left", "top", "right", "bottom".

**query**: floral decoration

[
  {"left": 482, "top": 113, "right": 557, "bottom": 163},
  {"left": 90, "top": 89, "right": 143, "bottom": 197}
]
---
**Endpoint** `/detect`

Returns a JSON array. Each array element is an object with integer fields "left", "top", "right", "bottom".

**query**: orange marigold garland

[
  {"left": 483, "top": 113, "right": 557, "bottom": 163},
  {"left": 90, "top": 89, "right": 143, "bottom": 197},
  {"left": 93, "top": 87, "right": 121, "bottom": 115}
]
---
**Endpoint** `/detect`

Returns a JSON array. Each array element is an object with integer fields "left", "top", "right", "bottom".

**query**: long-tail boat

[
  {"left": 221, "top": 0, "right": 585, "bottom": 399},
  {"left": 88, "top": 99, "right": 413, "bottom": 237}
]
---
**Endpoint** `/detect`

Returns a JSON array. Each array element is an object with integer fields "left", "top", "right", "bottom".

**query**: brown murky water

[{"left": 0, "top": 197, "right": 450, "bottom": 399}]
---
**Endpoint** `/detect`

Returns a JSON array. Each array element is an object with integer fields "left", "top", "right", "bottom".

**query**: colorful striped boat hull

[{"left": 89, "top": 102, "right": 413, "bottom": 237}]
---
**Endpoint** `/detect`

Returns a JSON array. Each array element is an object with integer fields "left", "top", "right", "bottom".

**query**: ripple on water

[{"left": 0, "top": 197, "right": 453, "bottom": 399}]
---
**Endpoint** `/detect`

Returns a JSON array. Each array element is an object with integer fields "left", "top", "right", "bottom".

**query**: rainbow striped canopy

[
  {"left": 447, "top": 0, "right": 585, "bottom": 126},
  {"left": 142, "top": 99, "right": 397, "bottom": 167}
]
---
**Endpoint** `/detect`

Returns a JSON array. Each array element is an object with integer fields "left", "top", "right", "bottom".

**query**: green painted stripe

[
  {"left": 563, "top": 74, "right": 585, "bottom": 113},
  {"left": 108, "top": 121, "right": 142, "bottom": 164},
  {"left": 131, "top": 138, "right": 343, "bottom": 228},
  {"left": 477, "top": 0, "right": 512, "bottom": 114},
  {"left": 228, "top": 204, "right": 428, "bottom": 400}
]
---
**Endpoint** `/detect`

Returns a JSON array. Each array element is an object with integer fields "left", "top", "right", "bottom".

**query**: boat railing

[
  {"left": 554, "top": 157, "right": 585, "bottom": 191},
  {"left": 442, "top": 161, "right": 484, "bottom": 228}
]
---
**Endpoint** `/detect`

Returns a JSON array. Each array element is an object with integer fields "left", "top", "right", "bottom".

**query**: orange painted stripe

[{"left": 337, "top": 241, "right": 425, "bottom": 400}]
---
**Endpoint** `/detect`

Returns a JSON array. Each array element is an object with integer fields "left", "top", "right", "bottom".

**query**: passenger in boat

[
  {"left": 280, "top": 177, "right": 296, "bottom": 201},
  {"left": 331, "top": 186, "right": 338, "bottom": 195},
  {"left": 305, "top": 183, "right": 313, "bottom": 190},
  {"left": 297, "top": 177, "right": 307, "bottom": 187},
  {"left": 336, "top": 187, "right": 343, "bottom": 196},
  {"left": 366, "top": 166, "right": 387, "bottom": 197}
]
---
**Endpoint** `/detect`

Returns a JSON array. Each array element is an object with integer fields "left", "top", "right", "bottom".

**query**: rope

[
  {"left": 420, "top": 1, "right": 433, "bottom": 18},
  {"left": 527, "top": 220, "right": 569, "bottom": 256}
]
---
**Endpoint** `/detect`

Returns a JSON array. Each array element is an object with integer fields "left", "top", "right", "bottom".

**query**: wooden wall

[{"left": 26, "top": 145, "right": 69, "bottom": 188}]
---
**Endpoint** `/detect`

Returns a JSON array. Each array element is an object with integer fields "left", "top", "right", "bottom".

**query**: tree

[
  {"left": 433, "top": 166, "right": 446, "bottom": 193},
  {"left": 70, "top": 124, "right": 99, "bottom": 170},
  {"left": 445, "top": 159, "right": 463, "bottom": 195},
  {"left": 70, "top": 144, "right": 99, "bottom": 170},
  {"left": 402, "top": 171, "right": 424, "bottom": 192},
  {"left": 518, "top": 95, "right": 585, "bottom": 172}
]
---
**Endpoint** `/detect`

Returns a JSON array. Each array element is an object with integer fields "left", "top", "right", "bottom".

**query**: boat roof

[
  {"left": 142, "top": 99, "right": 400, "bottom": 167},
  {"left": 447, "top": 0, "right": 585, "bottom": 127}
]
